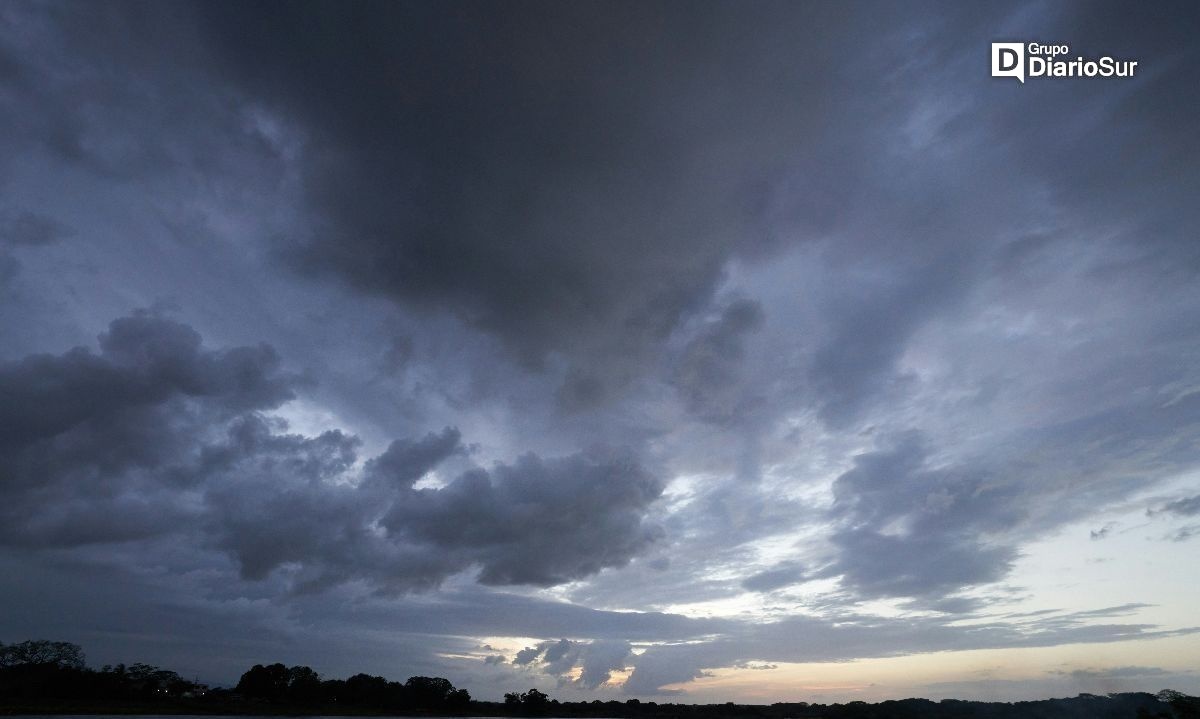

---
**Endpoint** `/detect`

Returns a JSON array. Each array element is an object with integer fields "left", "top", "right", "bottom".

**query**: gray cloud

[
  {"left": 187, "top": 1, "right": 870, "bottom": 403},
  {"left": 210, "top": 439, "right": 662, "bottom": 593},
  {"left": 740, "top": 561, "right": 807, "bottom": 593},
  {"left": 814, "top": 367, "right": 1200, "bottom": 599},
  {"left": 899, "top": 596, "right": 989, "bottom": 615},
  {"left": 0, "top": 311, "right": 298, "bottom": 547},
  {"left": 1054, "top": 666, "right": 1169, "bottom": 680},
  {"left": 672, "top": 298, "right": 766, "bottom": 424},
  {"left": 0, "top": 312, "right": 663, "bottom": 593},
  {"left": 382, "top": 450, "right": 662, "bottom": 587},
  {"left": 577, "top": 641, "right": 635, "bottom": 690},
  {"left": 623, "top": 647, "right": 711, "bottom": 696},
  {"left": 1168, "top": 525, "right": 1200, "bottom": 542},
  {"left": 511, "top": 638, "right": 632, "bottom": 690},
  {"left": 0, "top": 209, "right": 70, "bottom": 247},
  {"left": 366, "top": 427, "right": 464, "bottom": 489},
  {"left": 819, "top": 434, "right": 1020, "bottom": 599},
  {"left": 1152, "top": 495, "right": 1200, "bottom": 517},
  {"left": 0, "top": 208, "right": 71, "bottom": 285},
  {"left": 809, "top": 252, "right": 977, "bottom": 426},
  {"left": 623, "top": 605, "right": 1200, "bottom": 694}
]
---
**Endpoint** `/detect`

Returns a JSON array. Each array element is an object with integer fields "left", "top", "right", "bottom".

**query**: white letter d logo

[{"left": 992, "top": 42, "right": 1025, "bottom": 83}]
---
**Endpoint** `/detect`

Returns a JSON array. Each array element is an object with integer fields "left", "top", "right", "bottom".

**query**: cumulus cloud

[
  {"left": 512, "top": 639, "right": 632, "bottom": 690},
  {"left": 383, "top": 452, "right": 662, "bottom": 586},
  {"left": 211, "top": 437, "right": 662, "bottom": 593},
  {"left": 0, "top": 311, "right": 298, "bottom": 546},
  {"left": 365, "top": 427, "right": 464, "bottom": 489},
  {"left": 622, "top": 645, "right": 711, "bottom": 696},
  {"left": 0, "top": 312, "right": 663, "bottom": 593}
]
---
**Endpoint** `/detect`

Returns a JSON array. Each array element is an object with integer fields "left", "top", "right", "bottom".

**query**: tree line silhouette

[
  {"left": 2, "top": 638, "right": 1198, "bottom": 718},
  {"left": 235, "top": 662, "right": 471, "bottom": 711}
]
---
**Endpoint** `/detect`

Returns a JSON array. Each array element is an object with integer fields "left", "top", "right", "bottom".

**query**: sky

[{"left": 1, "top": 0, "right": 1199, "bottom": 705}]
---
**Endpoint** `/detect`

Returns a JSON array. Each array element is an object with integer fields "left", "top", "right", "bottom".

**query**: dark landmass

[{"left": 2, "top": 640, "right": 1198, "bottom": 718}]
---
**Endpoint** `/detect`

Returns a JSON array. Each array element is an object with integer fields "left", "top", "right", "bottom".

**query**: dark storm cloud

[
  {"left": 0, "top": 313, "right": 663, "bottom": 592},
  {"left": 365, "top": 427, "right": 464, "bottom": 489},
  {"left": 0, "top": 311, "right": 297, "bottom": 546},
  {"left": 189, "top": 2, "right": 863, "bottom": 395},
  {"left": 204, "top": 430, "right": 663, "bottom": 592},
  {"left": 383, "top": 451, "right": 663, "bottom": 586}
]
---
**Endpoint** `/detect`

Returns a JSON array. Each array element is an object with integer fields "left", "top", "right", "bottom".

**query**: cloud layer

[
  {"left": 0, "top": 0, "right": 1198, "bottom": 703},
  {"left": 0, "top": 314, "right": 664, "bottom": 594}
]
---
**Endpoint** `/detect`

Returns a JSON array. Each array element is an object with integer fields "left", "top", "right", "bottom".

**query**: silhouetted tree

[
  {"left": 0, "top": 639, "right": 85, "bottom": 668},
  {"left": 520, "top": 687, "right": 551, "bottom": 715},
  {"left": 344, "top": 672, "right": 390, "bottom": 706},
  {"left": 320, "top": 677, "right": 346, "bottom": 703},
  {"left": 124, "top": 662, "right": 187, "bottom": 696},
  {"left": 287, "top": 665, "right": 323, "bottom": 702},
  {"left": 236, "top": 662, "right": 290, "bottom": 701},
  {"left": 1161, "top": 689, "right": 1200, "bottom": 719},
  {"left": 406, "top": 675, "right": 455, "bottom": 707},
  {"left": 449, "top": 687, "right": 471, "bottom": 708}
]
